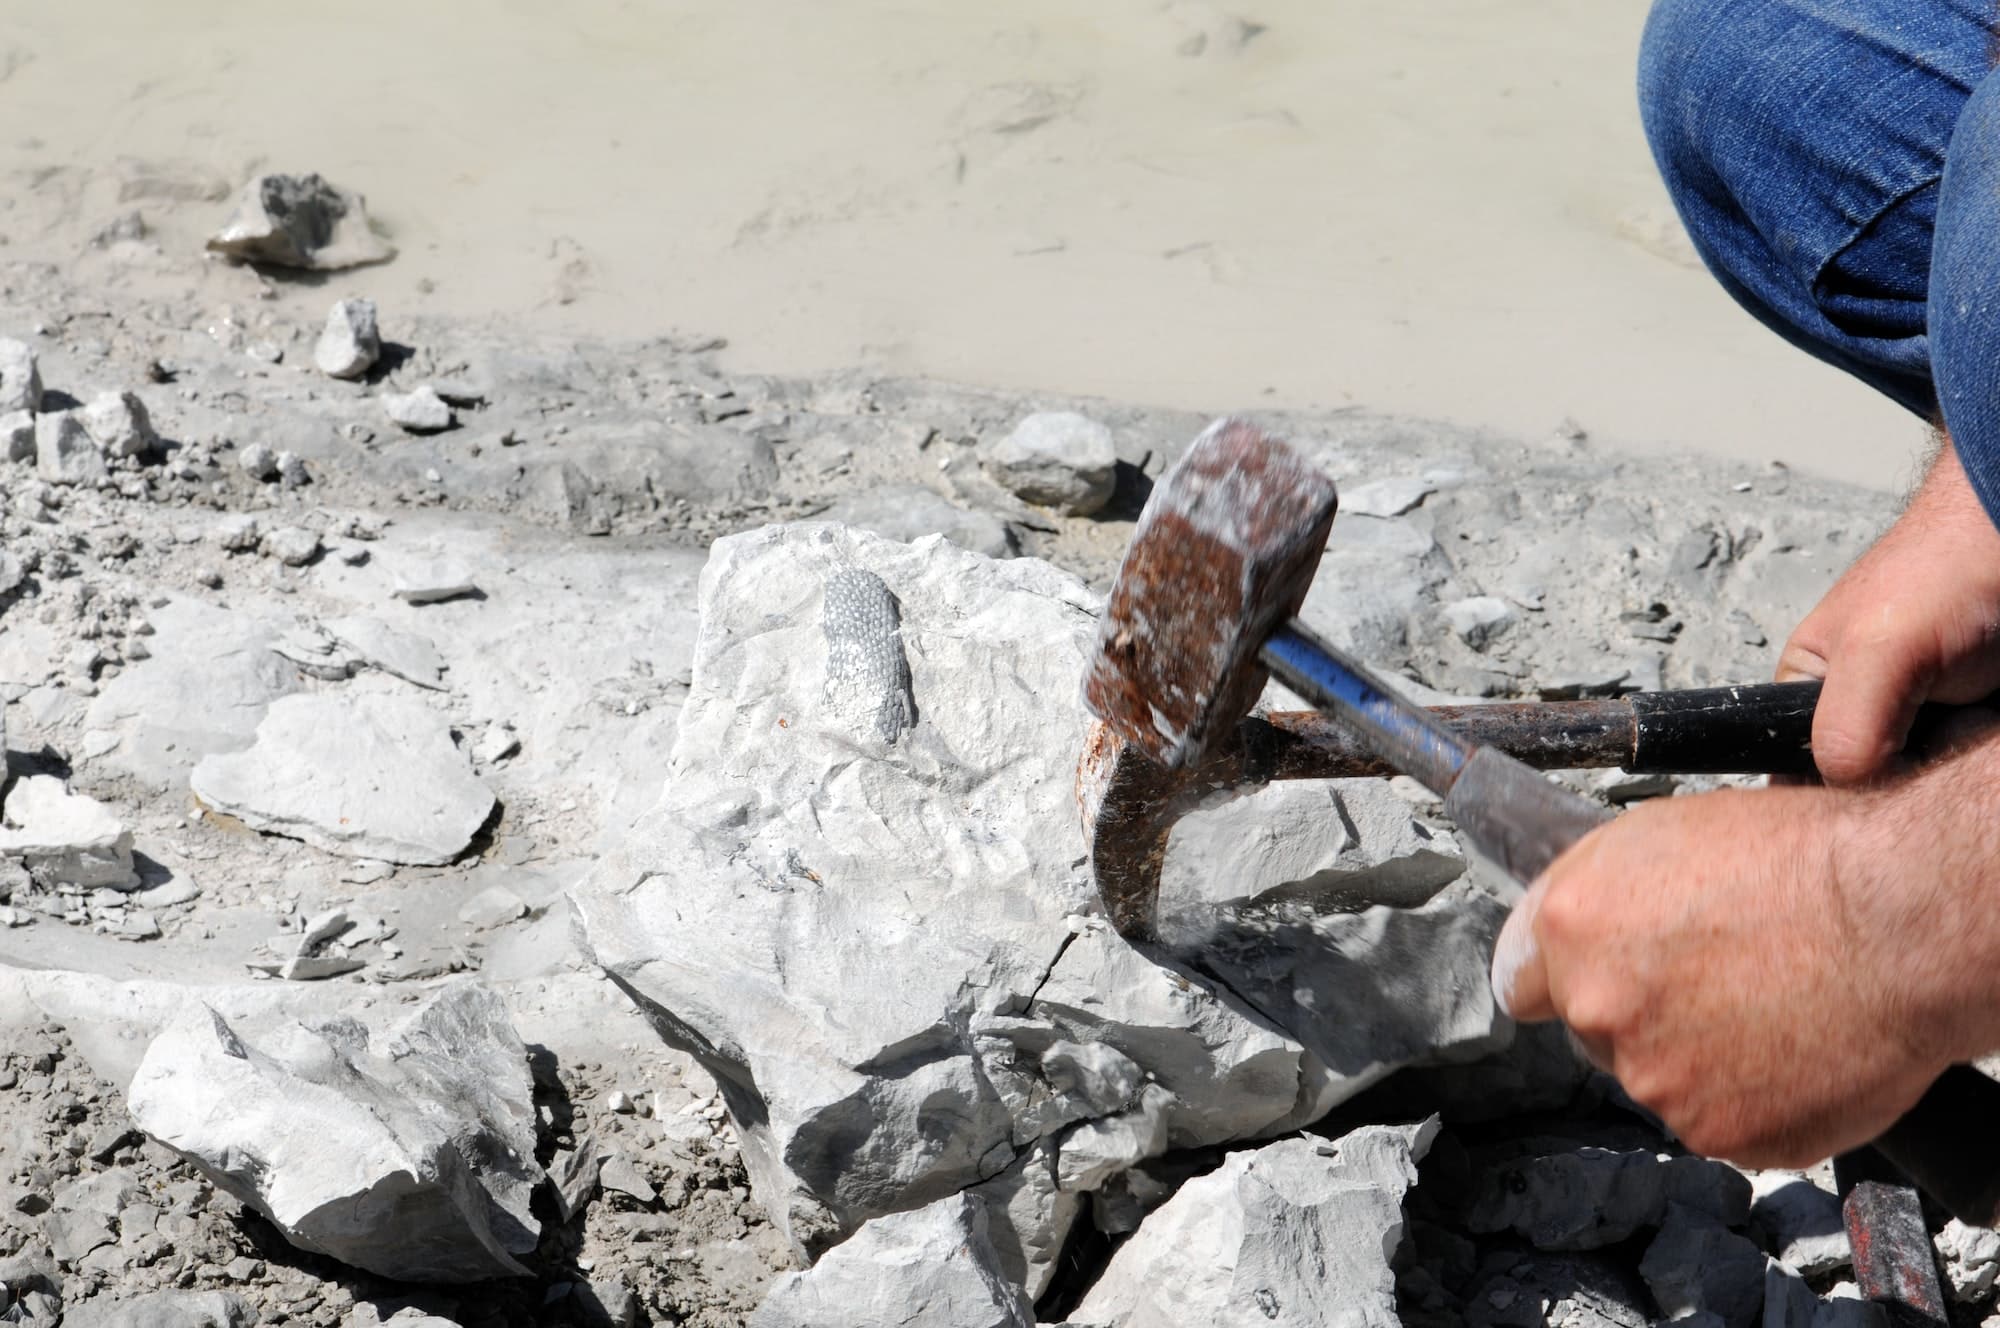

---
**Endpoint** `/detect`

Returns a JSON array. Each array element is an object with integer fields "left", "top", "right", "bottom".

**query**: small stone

[
  {"left": 606, "top": 1090, "right": 635, "bottom": 1115},
  {"left": 575, "top": 1278, "right": 639, "bottom": 1328},
  {"left": 389, "top": 556, "right": 479, "bottom": 604},
  {"left": 473, "top": 726, "right": 519, "bottom": 765},
  {"left": 1442, "top": 595, "right": 1515, "bottom": 650},
  {"left": 0, "top": 337, "right": 41, "bottom": 414},
  {"left": 314, "top": 298, "right": 381, "bottom": 379},
  {"left": 1940, "top": 1218, "right": 2000, "bottom": 1302},
  {"left": 598, "top": 1154, "right": 656, "bottom": 1204},
  {"left": 1639, "top": 1205, "right": 1767, "bottom": 1328},
  {"left": 1, "top": 410, "right": 34, "bottom": 463},
  {"left": 457, "top": 885, "right": 528, "bottom": 930},
  {"left": 81, "top": 391, "right": 159, "bottom": 459},
  {"left": 383, "top": 385, "right": 453, "bottom": 433},
  {"left": 275, "top": 450, "right": 310, "bottom": 487},
  {"left": 260, "top": 526, "right": 321, "bottom": 567},
  {"left": 237, "top": 443, "right": 279, "bottom": 481},
  {"left": 212, "top": 514, "right": 263, "bottom": 552},
  {"left": 36, "top": 411, "right": 106, "bottom": 486},
  {"left": 1341, "top": 476, "right": 1435, "bottom": 518},
  {"left": 978, "top": 410, "right": 1117, "bottom": 515}
]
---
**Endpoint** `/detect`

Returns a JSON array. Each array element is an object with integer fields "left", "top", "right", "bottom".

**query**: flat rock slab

[{"left": 191, "top": 693, "right": 494, "bottom": 865}]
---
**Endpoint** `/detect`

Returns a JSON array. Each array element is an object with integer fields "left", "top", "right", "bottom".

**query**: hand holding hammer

[{"left": 1081, "top": 417, "right": 2000, "bottom": 1228}]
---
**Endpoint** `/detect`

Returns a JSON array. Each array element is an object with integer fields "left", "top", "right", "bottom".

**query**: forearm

[{"left": 1834, "top": 720, "right": 2000, "bottom": 1065}]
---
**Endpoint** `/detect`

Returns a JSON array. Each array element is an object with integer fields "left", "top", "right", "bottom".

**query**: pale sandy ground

[{"left": 0, "top": 0, "right": 1928, "bottom": 492}]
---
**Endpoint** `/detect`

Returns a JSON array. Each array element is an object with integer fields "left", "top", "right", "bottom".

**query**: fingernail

[{"left": 1489, "top": 888, "right": 1541, "bottom": 1018}]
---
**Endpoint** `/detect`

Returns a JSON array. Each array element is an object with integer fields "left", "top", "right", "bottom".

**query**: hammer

[{"left": 1082, "top": 416, "right": 2000, "bottom": 1229}]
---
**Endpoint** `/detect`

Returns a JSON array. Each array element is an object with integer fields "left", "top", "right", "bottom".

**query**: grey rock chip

[
  {"left": 1443, "top": 595, "right": 1515, "bottom": 649},
  {"left": 1, "top": 409, "right": 35, "bottom": 463},
  {"left": 383, "top": 385, "right": 454, "bottom": 433},
  {"left": 978, "top": 411, "right": 1117, "bottom": 515},
  {"left": 323, "top": 616, "right": 445, "bottom": 689},
  {"left": 820, "top": 486, "right": 1016, "bottom": 559},
  {"left": 206, "top": 172, "right": 395, "bottom": 271},
  {"left": 127, "top": 983, "right": 539, "bottom": 1282},
  {"left": 1938, "top": 1217, "right": 2000, "bottom": 1302},
  {"left": 819, "top": 567, "right": 915, "bottom": 744},
  {"left": 1639, "top": 1205, "right": 1766, "bottom": 1328},
  {"left": 36, "top": 410, "right": 105, "bottom": 485},
  {"left": 59, "top": 1290, "right": 255, "bottom": 1328},
  {"left": 0, "top": 337, "right": 40, "bottom": 415},
  {"left": 80, "top": 390, "right": 158, "bottom": 458},
  {"left": 191, "top": 693, "right": 495, "bottom": 865},
  {"left": 1748, "top": 1172, "right": 1849, "bottom": 1278},
  {"left": 549, "top": 1132, "right": 603, "bottom": 1222},
  {"left": 1074, "top": 1122, "right": 1435, "bottom": 1327},
  {"left": 314, "top": 298, "right": 381, "bottom": 379},
  {"left": 752, "top": 1192, "right": 1033, "bottom": 1328},
  {"left": 597, "top": 1154, "right": 655, "bottom": 1204},
  {"left": 389, "top": 554, "right": 478, "bottom": 604},
  {"left": 457, "top": 885, "right": 527, "bottom": 930}
]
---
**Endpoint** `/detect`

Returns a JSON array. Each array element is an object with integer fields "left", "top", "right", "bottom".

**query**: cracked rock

[
  {"left": 573, "top": 525, "right": 1509, "bottom": 1276},
  {"left": 1638, "top": 1205, "right": 1766, "bottom": 1328},
  {"left": 978, "top": 411, "right": 1116, "bottom": 515},
  {"left": 0, "top": 775, "right": 139, "bottom": 890},
  {"left": 1073, "top": 1121, "right": 1436, "bottom": 1327},
  {"left": 126, "top": 982, "right": 539, "bottom": 1281},
  {"left": 751, "top": 1192, "right": 1033, "bottom": 1328},
  {"left": 190, "top": 692, "right": 494, "bottom": 864},
  {"left": 37, "top": 410, "right": 106, "bottom": 486}
]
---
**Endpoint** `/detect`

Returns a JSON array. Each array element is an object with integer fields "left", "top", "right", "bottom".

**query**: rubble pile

[{"left": 0, "top": 181, "right": 1987, "bottom": 1328}]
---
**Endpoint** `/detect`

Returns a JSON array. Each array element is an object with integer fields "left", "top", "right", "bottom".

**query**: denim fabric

[{"left": 1639, "top": 0, "right": 2000, "bottom": 516}]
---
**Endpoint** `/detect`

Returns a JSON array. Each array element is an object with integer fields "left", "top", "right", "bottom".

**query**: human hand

[
  {"left": 1778, "top": 441, "right": 2000, "bottom": 784},
  {"left": 1488, "top": 770, "right": 2000, "bottom": 1168}
]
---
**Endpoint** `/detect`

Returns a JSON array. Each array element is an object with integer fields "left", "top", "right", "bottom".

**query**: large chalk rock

[
  {"left": 192, "top": 692, "right": 494, "bottom": 864},
  {"left": 1073, "top": 1122, "right": 1436, "bottom": 1327},
  {"left": 571, "top": 524, "right": 1506, "bottom": 1296},
  {"left": 751, "top": 1193, "right": 1033, "bottom": 1328},
  {"left": 206, "top": 173, "right": 395, "bottom": 271},
  {"left": 127, "top": 982, "right": 539, "bottom": 1282}
]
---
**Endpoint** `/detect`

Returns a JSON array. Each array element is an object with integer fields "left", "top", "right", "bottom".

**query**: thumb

[
  {"left": 1491, "top": 880, "right": 1554, "bottom": 1022},
  {"left": 1808, "top": 616, "right": 1930, "bottom": 785}
]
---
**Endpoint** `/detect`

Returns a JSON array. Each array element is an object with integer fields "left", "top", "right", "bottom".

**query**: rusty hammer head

[{"left": 1081, "top": 418, "right": 1338, "bottom": 769}]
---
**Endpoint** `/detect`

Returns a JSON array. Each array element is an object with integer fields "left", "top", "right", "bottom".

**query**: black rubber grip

[{"left": 1629, "top": 680, "right": 1821, "bottom": 775}]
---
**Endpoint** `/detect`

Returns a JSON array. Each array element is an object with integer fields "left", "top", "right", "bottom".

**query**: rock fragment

[
  {"left": 0, "top": 775, "right": 139, "bottom": 890},
  {"left": 1443, "top": 595, "right": 1515, "bottom": 649},
  {"left": 259, "top": 526, "right": 321, "bottom": 567},
  {"left": 1747, "top": 1172, "right": 1849, "bottom": 1278},
  {"left": 59, "top": 1290, "right": 255, "bottom": 1328},
  {"left": 1465, "top": 1147, "right": 1749, "bottom": 1252},
  {"left": 978, "top": 411, "right": 1116, "bottom": 515},
  {"left": 0, "top": 336, "right": 40, "bottom": 414},
  {"left": 237, "top": 444, "right": 279, "bottom": 482},
  {"left": 1073, "top": 1123, "right": 1436, "bottom": 1327},
  {"left": 751, "top": 1193, "right": 1033, "bottom": 1328},
  {"left": 1939, "top": 1218, "right": 2000, "bottom": 1302},
  {"left": 314, "top": 298, "right": 381, "bottom": 379},
  {"left": 389, "top": 555, "right": 479, "bottom": 604},
  {"left": 81, "top": 390, "right": 159, "bottom": 459},
  {"left": 36, "top": 411, "right": 106, "bottom": 485},
  {"left": 190, "top": 693, "right": 495, "bottom": 864},
  {"left": 457, "top": 885, "right": 527, "bottom": 930},
  {"left": 206, "top": 172, "right": 396, "bottom": 271},
  {"left": 127, "top": 984, "right": 539, "bottom": 1282},
  {"left": 1341, "top": 475, "right": 1435, "bottom": 518},
  {"left": 323, "top": 615, "right": 446, "bottom": 689},
  {"left": 2, "top": 409, "right": 34, "bottom": 463},
  {"left": 1638, "top": 1205, "right": 1767, "bottom": 1328},
  {"left": 383, "top": 385, "right": 453, "bottom": 433}
]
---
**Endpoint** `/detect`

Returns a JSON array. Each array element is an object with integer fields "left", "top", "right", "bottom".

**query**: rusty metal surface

[
  {"left": 1081, "top": 418, "right": 1337, "bottom": 769},
  {"left": 1841, "top": 1175, "right": 1948, "bottom": 1326},
  {"left": 1085, "top": 700, "right": 1641, "bottom": 940}
]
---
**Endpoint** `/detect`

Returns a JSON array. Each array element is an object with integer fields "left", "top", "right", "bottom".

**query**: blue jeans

[{"left": 1640, "top": 0, "right": 2000, "bottom": 516}]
